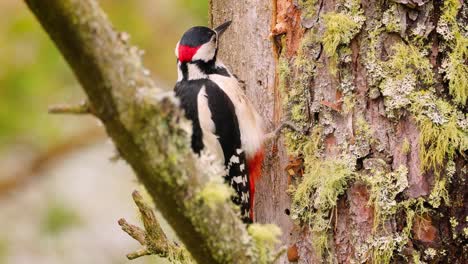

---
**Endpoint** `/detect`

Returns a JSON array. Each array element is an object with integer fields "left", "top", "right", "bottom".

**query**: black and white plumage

[{"left": 173, "top": 22, "right": 264, "bottom": 223}]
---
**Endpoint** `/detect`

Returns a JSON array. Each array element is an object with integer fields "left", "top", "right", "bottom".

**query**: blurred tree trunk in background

[{"left": 211, "top": 0, "right": 467, "bottom": 263}]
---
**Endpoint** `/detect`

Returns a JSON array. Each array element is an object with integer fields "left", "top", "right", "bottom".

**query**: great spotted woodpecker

[{"left": 174, "top": 21, "right": 265, "bottom": 223}]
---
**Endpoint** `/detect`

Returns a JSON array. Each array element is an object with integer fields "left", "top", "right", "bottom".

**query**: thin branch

[
  {"left": 126, "top": 248, "right": 151, "bottom": 260},
  {"left": 118, "top": 218, "right": 146, "bottom": 246},
  {"left": 131, "top": 191, "right": 168, "bottom": 246},
  {"left": 48, "top": 100, "right": 93, "bottom": 115},
  {"left": 264, "top": 121, "right": 309, "bottom": 142},
  {"left": 118, "top": 190, "right": 193, "bottom": 262}
]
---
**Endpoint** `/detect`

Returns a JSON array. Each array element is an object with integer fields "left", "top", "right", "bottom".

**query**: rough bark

[
  {"left": 211, "top": 0, "right": 467, "bottom": 263},
  {"left": 23, "top": 0, "right": 262, "bottom": 263},
  {"left": 210, "top": 1, "right": 300, "bottom": 263},
  {"left": 210, "top": 0, "right": 294, "bottom": 243}
]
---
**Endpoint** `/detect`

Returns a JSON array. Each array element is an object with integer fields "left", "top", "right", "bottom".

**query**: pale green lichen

[
  {"left": 183, "top": 162, "right": 260, "bottom": 263},
  {"left": 358, "top": 161, "right": 433, "bottom": 264},
  {"left": 367, "top": 199, "right": 429, "bottom": 264},
  {"left": 291, "top": 31, "right": 317, "bottom": 127},
  {"left": 443, "top": 35, "right": 468, "bottom": 106},
  {"left": 131, "top": 88, "right": 196, "bottom": 189},
  {"left": 363, "top": 23, "right": 385, "bottom": 88},
  {"left": 321, "top": 0, "right": 364, "bottom": 74},
  {"left": 297, "top": 0, "right": 318, "bottom": 23},
  {"left": 437, "top": 0, "right": 468, "bottom": 105},
  {"left": 338, "top": 46, "right": 353, "bottom": 64},
  {"left": 380, "top": 43, "right": 433, "bottom": 119},
  {"left": 195, "top": 150, "right": 230, "bottom": 183},
  {"left": 342, "top": 94, "right": 355, "bottom": 114},
  {"left": 278, "top": 57, "right": 291, "bottom": 100},
  {"left": 322, "top": 13, "right": 356, "bottom": 56},
  {"left": 363, "top": 164, "right": 409, "bottom": 229},
  {"left": 405, "top": 89, "right": 467, "bottom": 212},
  {"left": 382, "top": 4, "right": 403, "bottom": 33},
  {"left": 290, "top": 130, "right": 355, "bottom": 256},
  {"left": 279, "top": 2, "right": 465, "bottom": 263},
  {"left": 291, "top": 104, "right": 305, "bottom": 122},
  {"left": 197, "top": 181, "right": 233, "bottom": 209},
  {"left": 350, "top": 117, "right": 373, "bottom": 158},
  {"left": 247, "top": 224, "right": 282, "bottom": 264},
  {"left": 412, "top": 251, "right": 427, "bottom": 264},
  {"left": 450, "top": 217, "right": 459, "bottom": 239},
  {"left": 445, "top": 160, "right": 456, "bottom": 180},
  {"left": 166, "top": 245, "right": 195, "bottom": 264},
  {"left": 402, "top": 138, "right": 411, "bottom": 154},
  {"left": 410, "top": 91, "right": 468, "bottom": 176},
  {"left": 428, "top": 178, "right": 450, "bottom": 208},
  {"left": 424, "top": 248, "right": 437, "bottom": 260},
  {"left": 280, "top": 31, "right": 318, "bottom": 155},
  {"left": 339, "top": 69, "right": 355, "bottom": 94},
  {"left": 322, "top": 9, "right": 364, "bottom": 74},
  {"left": 449, "top": 217, "right": 459, "bottom": 228},
  {"left": 370, "top": 233, "right": 407, "bottom": 264}
]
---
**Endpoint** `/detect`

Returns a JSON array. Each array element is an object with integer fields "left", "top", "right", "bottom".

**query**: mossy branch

[
  {"left": 23, "top": 0, "right": 259, "bottom": 263},
  {"left": 118, "top": 191, "right": 192, "bottom": 262}
]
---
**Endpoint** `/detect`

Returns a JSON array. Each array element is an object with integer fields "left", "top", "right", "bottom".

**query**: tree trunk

[{"left": 211, "top": 0, "right": 467, "bottom": 263}]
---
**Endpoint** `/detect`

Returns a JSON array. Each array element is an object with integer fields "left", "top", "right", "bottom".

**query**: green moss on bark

[
  {"left": 279, "top": 31, "right": 318, "bottom": 155},
  {"left": 288, "top": 128, "right": 355, "bottom": 258},
  {"left": 247, "top": 224, "right": 282, "bottom": 264},
  {"left": 321, "top": 6, "right": 364, "bottom": 75},
  {"left": 437, "top": 0, "right": 468, "bottom": 105},
  {"left": 363, "top": 163, "right": 409, "bottom": 230},
  {"left": 380, "top": 43, "right": 433, "bottom": 119},
  {"left": 297, "top": 0, "right": 318, "bottom": 23},
  {"left": 410, "top": 91, "right": 467, "bottom": 176}
]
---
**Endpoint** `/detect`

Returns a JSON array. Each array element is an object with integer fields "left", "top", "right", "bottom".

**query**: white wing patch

[
  {"left": 197, "top": 86, "right": 224, "bottom": 164},
  {"left": 241, "top": 192, "right": 250, "bottom": 203},
  {"left": 230, "top": 175, "right": 248, "bottom": 186},
  {"left": 240, "top": 164, "right": 245, "bottom": 171},
  {"left": 232, "top": 175, "right": 246, "bottom": 185},
  {"left": 229, "top": 155, "right": 240, "bottom": 164},
  {"left": 209, "top": 66, "right": 264, "bottom": 159}
]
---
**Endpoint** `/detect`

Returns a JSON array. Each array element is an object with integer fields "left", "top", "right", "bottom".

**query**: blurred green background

[
  {"left": 0, "top": 1, "right": 208, "bottom": 263},
  {"left": 0, "top": 0, "right": 208, "bottom": 148}
]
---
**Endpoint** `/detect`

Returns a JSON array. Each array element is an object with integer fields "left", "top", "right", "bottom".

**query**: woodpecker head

[{"left": 175, "top": 21, "right": 231, "bottom": 63}]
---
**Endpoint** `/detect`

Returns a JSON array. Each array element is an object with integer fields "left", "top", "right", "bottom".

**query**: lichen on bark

[{"left": 277, "top": 0, "right": 467, "bottom": 262}]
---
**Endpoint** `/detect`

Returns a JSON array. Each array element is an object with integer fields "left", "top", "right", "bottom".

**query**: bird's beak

[{"left": 214, "top": 21, "right": 232, "bottom": 37}]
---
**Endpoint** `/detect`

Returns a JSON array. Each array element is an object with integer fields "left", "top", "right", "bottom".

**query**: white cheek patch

[
  {"left": 177, "top": 61, "right": 183, "bottom": 82},
  {"left": 175, "top": 42, "right": 180, "bottom": 58},
  {"left": 187, "top": 63, "right": 207, "bottom": 80},
  {"left": 192, "top": 38, "right": 216, "bottom": 62}
]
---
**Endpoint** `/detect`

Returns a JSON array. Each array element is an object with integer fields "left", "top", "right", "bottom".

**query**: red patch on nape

[
  {"left": 247, "top": 148, "right": 265, "bottom": 220},
  {"left": 178, "top": 45, "right": 200, "bottom": 62}
]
